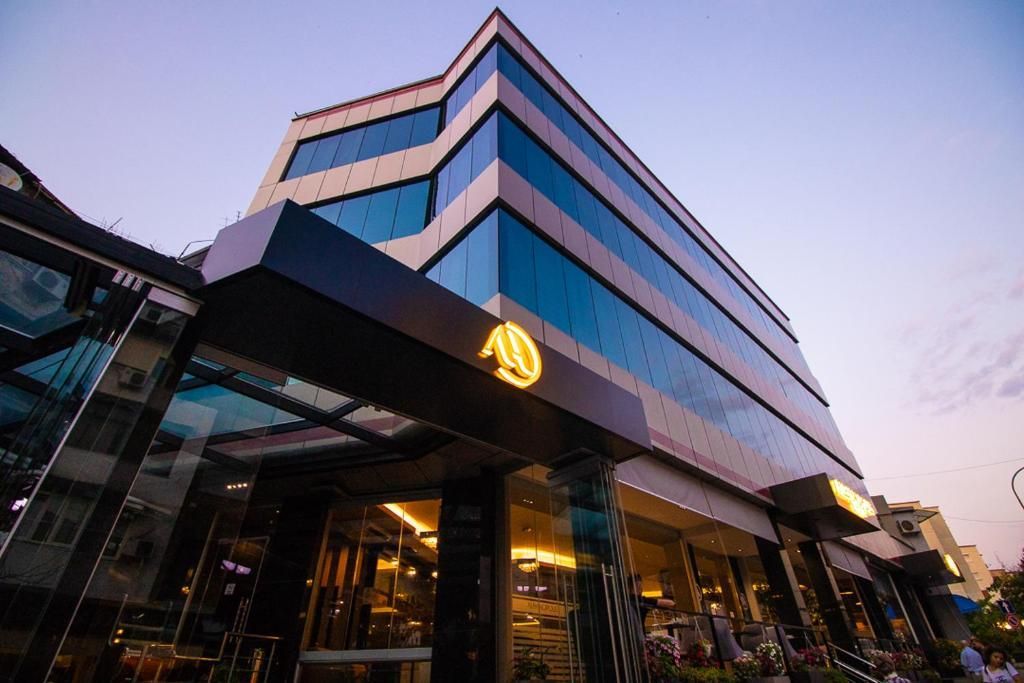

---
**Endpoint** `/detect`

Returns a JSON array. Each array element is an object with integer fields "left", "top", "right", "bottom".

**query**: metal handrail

[{"left": 831, "top": 643, "right": 876, "bottom": 669}]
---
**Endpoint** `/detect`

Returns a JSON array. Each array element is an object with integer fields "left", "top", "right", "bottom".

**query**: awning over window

[
  {"left": 823, "top": 540, "right": 871, "bottom": 580},
  {"left": 617, "top": 457, "right": 776, "bottom": 541}
]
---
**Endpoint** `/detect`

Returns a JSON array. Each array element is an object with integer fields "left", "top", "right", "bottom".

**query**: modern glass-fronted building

[{"left": 0, "top": 10, "right": 970, "bottom": 683}]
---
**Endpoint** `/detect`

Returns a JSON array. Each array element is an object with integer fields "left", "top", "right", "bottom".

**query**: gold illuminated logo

[
  {"left": 829, "top": 478, "right": 877, "bottom": 519},
  {"left": 943, "top": 553, "right": 962, "bottom": 578},
  {"left": 479, "top": 321, "right": 542, "bottom": 388}
]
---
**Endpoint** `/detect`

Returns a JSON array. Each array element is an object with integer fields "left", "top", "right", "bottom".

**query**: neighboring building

[
  {"left": 959, "top": 545, "right": 995, "bottom": 597},
  {"left": 0, "top": 10, "right": 970, "bottom": 682}
]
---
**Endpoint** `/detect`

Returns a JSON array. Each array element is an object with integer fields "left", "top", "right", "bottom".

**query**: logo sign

[
  {"left": 480, "top": 321, "right": 542, "bottom": 389},
  {"left": 828, "top": 478, "right": 877, "bottom": 519}
]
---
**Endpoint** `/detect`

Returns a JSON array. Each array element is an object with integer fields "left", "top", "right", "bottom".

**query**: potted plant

[
  {"left": 753, "top": 642, "right": 789, "bottom": 683},
  {"left": 734, "top": 654, "right": 763, "bottom": 683},
  {"left": 645, "top": 634, "right": 685, "bottom": 683},
  {"left": 687, "top": 638, "right": 717, "bottom": 668},
  {"left": 513, "top": 646, "right": 551, "bottom": 682},
  {"left": 789, "top": 647, "right": 828, "bottom": 683}
]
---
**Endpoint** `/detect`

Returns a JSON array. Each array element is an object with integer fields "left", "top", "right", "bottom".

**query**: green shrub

[
  {"left": 680, "top": 666, "right": 737, "bottom": 683},
  {"left": 822, "top": 668, "right": 849, "bottom": 683}
]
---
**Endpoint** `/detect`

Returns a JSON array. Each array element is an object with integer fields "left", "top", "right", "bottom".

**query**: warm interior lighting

[
  {"left": 511, "top": 546, "right": 576, "bottom": 569},
  {"left": 943, "top": 553, "right": 962, "bottom": 577},
  {"left": 418, "top": 530, "right": 439, "bottom": 549},
  {"left": 382, "top": 503, "right": 434, "bottom": 536},
  {"left": 829, "top": 478, "right": 876, "bottom": 519},
  {"left": 516, "top": 557, "right": 540, "bottom": 574},
  {"left": 479, "top": 321, "right": 543, "bottom": 388},
  {"left": 513, "top": 614, "right": 541, "bottom": 627}
]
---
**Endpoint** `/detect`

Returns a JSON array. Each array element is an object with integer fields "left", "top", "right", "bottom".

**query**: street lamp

[{"left": 1012, "top": 466, "right": 1024, "bottom": 513}]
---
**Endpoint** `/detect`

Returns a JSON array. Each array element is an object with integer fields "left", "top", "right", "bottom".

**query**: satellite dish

[{"left": 0, "top": 163, "right": 23, "bottom": 192}]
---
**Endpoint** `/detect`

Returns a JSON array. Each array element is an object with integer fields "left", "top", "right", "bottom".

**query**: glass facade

[
  {"left": 310, "top": 179, "right": 431, "bottom": 242},
  {"left": 444, "top": 42, "right": 796, "bottom": 350},
  {"left": 284, "top": 108, "right": 440, "bottom": 181},
  {"left": 0, "top": 15, "right": 968, "bottom": 682},
  {"left": 429, "top": 208, "right": 864, "bottom": 494},
  {"left": 429, "top": 113, "right": 844, "bottom": 459}
]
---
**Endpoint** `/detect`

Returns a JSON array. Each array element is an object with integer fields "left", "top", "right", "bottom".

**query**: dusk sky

[{"left": 3, "top": 1, "right": 1022, "bottom": 565}]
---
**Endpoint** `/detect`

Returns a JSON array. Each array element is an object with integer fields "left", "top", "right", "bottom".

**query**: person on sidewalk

[
  {"left": 981, "top": 647, "right": 1021, "bottom": 683},
  {"left": 962, "top": 638, "right": 986, "bottom": 681}
]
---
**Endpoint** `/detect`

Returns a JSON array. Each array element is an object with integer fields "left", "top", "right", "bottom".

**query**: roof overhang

[
  {"left": 770, "top": 473, "right": 880, "bottom": 540},
  {"left": 899, "top": 549, "right": 966, "bottom": 586},
  {"left": 197, "top": 200, "right": 651, "bottom": 465}
]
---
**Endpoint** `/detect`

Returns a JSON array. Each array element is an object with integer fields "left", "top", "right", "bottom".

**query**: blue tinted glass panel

[
  {"left": 525, "top": 138, "right": 554, "bottom": 198},
  {"left": 334, "top": 128, "right": 364, "bottom": 167},
  {"left": 591, "top": 284, "right": 627, "bottom": 369},
  {"left": 498, "top": 114, "right": 528, "bottom": 177},
  {"left": 357, "top": 121, "right": 388, "bottom": 160},
  {"left": 446, "top": 145, "right": 473, "bottom": 204},
  {"left": 563, "top": 261, "right": 600, "bottom": 353},
  {"left": 465, "top": 213, "right": 499, "bottom": 306},
  {"left": 471, "top": 116, "right": 498, "bottom": 178},
  {"left": 614, "top": 298, "right": 652, "bottom": 385},
  {"left": 362, "top": 188, "right": 400, "bottom": 243},
  {"left": 497, "top": 45, "right": 522, "bottom": 88},
  {"left": 308, "top": 136, "right": 340, "bottom": 174},
  {"left": 411, "top": 109, "right": 440, "bottom": 146},
  {"left": 312, "top": 202, "right": 342, "bottom": 225},
  {"left": 382, "top": 115, "right": 414, "bottom": 155},
  {"left": 533, "top": 237, "right": 570, "bottom": 333},
  {"left": 393, "top": 181, "right": 430, "bottom": 239},
  {"left": 338, "top": 195, "right": 371, "bottom": 237},
  {"left": 439, "top": 238, "right": 469, "bottom": 298},
  {"left": 498, "top": 212, "right": 537, "bottom": 313},
  {"left": 285, "top": 141, "right": 317, "bottom": 180}
]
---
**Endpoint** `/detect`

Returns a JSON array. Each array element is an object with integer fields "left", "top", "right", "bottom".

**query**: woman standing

[{"left": 981, "top": 647, "right": 1021, "bottom": 683}]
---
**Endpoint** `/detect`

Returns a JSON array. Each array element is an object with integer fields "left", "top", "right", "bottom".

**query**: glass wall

[
  {"left": 443, "top": 41, "right": 798, "bottom": 350},
  {"left": 311, "top": 180, "right": 431, "bottom": 243},
  {"left": 43, "top": 349, "right": 459, "bottom": 683},
  {"left": 284, "top": 108, "right": 439, "bottom": 181},
  {"left": 429, "top": 112, "right": 843, "bottom": 459},
  {"left": 429, "top": 209, "right": 865, "bottom": 494}
]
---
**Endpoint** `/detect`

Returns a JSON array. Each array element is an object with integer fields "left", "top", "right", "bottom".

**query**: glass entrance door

[{"left": 300, "top": 500, "right": 440, "bottom": 682}]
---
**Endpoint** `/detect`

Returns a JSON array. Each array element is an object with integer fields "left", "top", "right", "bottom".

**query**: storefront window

[
  {"left": 833, "top": 569, "right": 875, "bottom": 638},
  {"left": 871, "top": 568, "right": 913, "bottom": 640}
]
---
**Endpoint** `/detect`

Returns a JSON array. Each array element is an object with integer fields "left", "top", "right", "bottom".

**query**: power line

[
  {"left": 944, "top": 516, "right": 1024, "bottom": 525},
  {"left": 865, "top": 457, "right": 1024, "bottom": 481}
]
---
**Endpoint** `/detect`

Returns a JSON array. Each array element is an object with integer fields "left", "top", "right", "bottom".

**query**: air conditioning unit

[
  {"left": 140, "top": 306, "right": 165, "bottom": 325},
  {"left": 898, "top": 518, "right": 921, "bottom": 535},
  {"left": 118, "top": 367, "right": 148, "bottom": 389},
  {"left": 31, "top": 267, "right": 67, "bottom": 298}
]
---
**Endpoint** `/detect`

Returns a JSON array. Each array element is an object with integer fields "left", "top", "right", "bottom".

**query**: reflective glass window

[
  {"left": 392, "top": 181, "right": 431, "bottom": 239},
  {"left": 308, "top": 135, "right": 340, "bottom": 174},
  {"left": 465, "top": 213, "right": 499, "bottom": 306},
  {"left": 382, "top": 114, "right": 415, "bottom": 155},
  {"left": 362, "top": 187, "right": 400, "bottom": 243},
  {"left": 439, "top": 238, "right": 469, "bottom": 298},
  {"left": 334, "top": 127, "right": 364, "bottom": 167},
  {"left": 498, "top": 211, "right": 537, "bottom": 313},
  {"left": 533, "top": 236, "right": 570, "bottom": 333},
  {"left": 338, "top": 194, "right": 372, "bottom": 237},
  {"left": 357, "top": 121, "right": 388, "bottom": 160},
  {"left": 411, "top": 108, "right": 440, "bottom": 146},
  {"left": 285, "top": 140, "right": 317, "bottom": 180}
]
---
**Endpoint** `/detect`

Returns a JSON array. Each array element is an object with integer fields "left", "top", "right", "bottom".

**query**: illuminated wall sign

[
  {"left": 479, "top": 321, "right": 542, "bottom": 388},
  {"left": 829, "top": 478, "right": 877, "bottom": 519},
  {"left": 943, "top": 553, "right": 962, "bottom": 578}
]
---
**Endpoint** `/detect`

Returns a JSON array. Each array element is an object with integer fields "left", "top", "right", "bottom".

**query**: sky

[{"left": 2, "top": 1, "right": 1022, "bottom": 566}]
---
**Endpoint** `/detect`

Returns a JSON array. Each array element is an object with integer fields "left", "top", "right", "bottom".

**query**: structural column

[
  {"left": 755, "top": 521, "right": 812, "bottom": 630},
  {"left": 796, "top": 541, "right": 859, "bottom": 653},
  {"left": 548, "top": 451, "right": 643, "bottom": 683},
  {"left": 430, "top": 471, "right": 502, "bottom": 683}
]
